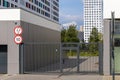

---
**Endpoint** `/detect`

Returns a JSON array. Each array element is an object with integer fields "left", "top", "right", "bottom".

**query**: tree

[
  {"left": 89, "top": 27, "right": 102, "bottom": 43},
  {"left": 61, "top": 25, "right": 79, "bottom": 56},
  {"left": 88, "top": 27, "right": 103, "bottom": 54},
  {"left": 61, "top": 25, "right": 79, "bottom": 42},
  {"left": 61, "top": 28, "right": 67, "bottom": 42}
]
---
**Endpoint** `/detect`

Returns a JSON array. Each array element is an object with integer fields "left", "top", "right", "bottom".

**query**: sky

[{"left": 59, "top": 0, "right": 83, "bottom": 28}]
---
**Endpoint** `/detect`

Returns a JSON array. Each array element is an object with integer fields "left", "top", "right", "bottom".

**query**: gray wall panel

[
  {"left": 21, "top": 21, "right": 60, "bottom": 43},
  {"left": 20, "top": 21, "right": 60, "bottom": 72}
]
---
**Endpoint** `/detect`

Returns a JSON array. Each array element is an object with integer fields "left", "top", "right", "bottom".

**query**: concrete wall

[
  {"left": 0, "top": 21, "right": 20, "bottom": 74},
  {"left": 103, "top": 19, "right": 111, "bottom": 75}
]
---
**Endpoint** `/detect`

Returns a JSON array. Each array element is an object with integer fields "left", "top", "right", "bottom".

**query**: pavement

[
  {"left": 102, "top": 76, "right": 120, "bottom": 80},
  {"left": 1, "top": 74, "right": 120, "bottom": 80}
]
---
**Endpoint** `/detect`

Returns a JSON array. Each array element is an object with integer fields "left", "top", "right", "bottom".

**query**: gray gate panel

[{"left": 23, "top": 43, "right": 60, "bottom": 73}]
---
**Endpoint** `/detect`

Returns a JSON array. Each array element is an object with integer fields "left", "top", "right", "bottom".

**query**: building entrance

[{"left": 0, "top": 45, "right": 7, "bottom": 74}]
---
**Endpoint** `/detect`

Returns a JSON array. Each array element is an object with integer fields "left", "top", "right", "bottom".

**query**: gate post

[
  {"left": 19, "top": 43, "right": 24, "bottom": 74},
  {"left": 60, "top": 43, "right": 63, "bottom": 73},
  {"left": 77, "top": 44, "right": 80, "bottom": 73},
  {"left": 99, "top": 42, "right": 103, "bottom": 75}
]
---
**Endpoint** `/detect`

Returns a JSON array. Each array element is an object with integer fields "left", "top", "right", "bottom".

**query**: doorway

[{"left": 0, "top": 45, "right": 7, "bottom": 74}]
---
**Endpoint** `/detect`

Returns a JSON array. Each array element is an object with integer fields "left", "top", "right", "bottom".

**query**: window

[
  {"left": 15, "top": 5, "right": 17, "bottom": 7},
  {"left": 26, "top": 2, "right": 29, "bottom": 8},
  {"left": 32, "top": 5, "right": 34, "bottom": 10},
  {"left": 15, "top": 0, "right": 18, "bottom": 3},
  {"left": 41, "top": 10, "right": 44, "bottom": 15},
  {"left": 41, "top": 0, "right": 44, "bottom": 3},
  {"left": 39, "top": 2, "right": 42, "bottom": 8},
  {"left": 29, "top": 0, "right": 33, "bottom": 2},
  {"left": 45, "top": 0, "right": 50, "bottom": 6},
  {"left": 11, "top": 3, "right": 14, "bottom": 7},
  {"left": 114, "top": 38, "right": 120, "bottom": 47},
  {"left": 3, "top": 0, "right": 7, "bottom": 7},
  {"left": 53, "top": 16, "right": 58, "bottom": 21},
  {"left": 45, "top": 12, "right": 50, "bottom": 17}
]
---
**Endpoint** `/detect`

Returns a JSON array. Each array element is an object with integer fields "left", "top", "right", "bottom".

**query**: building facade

[
  {"left": 0, "top": 9, "right": 60, "bottom": 74},
  {"left": 83, "top": 0, "right": 103, "bottom": 43},
  {"left": 0, "top": 0, "right": 59, "bottom": 22},
  {"left": 78, "top": 26, "right": 84, "bottom": 42},
  {"left": 103, "top": 0, "right": 120, "bottom": 75}
]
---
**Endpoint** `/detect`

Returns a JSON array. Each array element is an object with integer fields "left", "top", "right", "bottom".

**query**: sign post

[
  {"left": 14, "top": 26, "right": 24, "bottom": 73},
  {"left": 111, "top": 12, "right": 115, "bottom": 80}
]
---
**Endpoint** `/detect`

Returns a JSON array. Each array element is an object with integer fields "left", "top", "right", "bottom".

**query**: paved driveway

[
  {"left": 0, "top": 74, "right": 103, "bottom": 80},
  {"left": 1, "top": 74, "right": 120, "bottom": 80}
]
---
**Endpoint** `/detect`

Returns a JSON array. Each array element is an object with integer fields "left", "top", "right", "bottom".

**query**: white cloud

[
  {"left": 60, "top": 13, "right": 82, "bottom": 21},
  {"left": 62, "top": 21, "right": 78, "bottom": 29},
  {"left": 59, "top": 12, "right": 83, "bottom": 26},
  {"left": 63, "top": 21, "right": 77, "bottom": 27}
]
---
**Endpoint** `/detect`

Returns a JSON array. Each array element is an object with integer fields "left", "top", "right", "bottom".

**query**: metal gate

[
  {"left": 20, "top": 42, "right": 103, "bottom": 74},
  {"left": 61, "top": 43, "right": 79, "bottom": 73},
  {"left": 61, "top": 43, "right": 103, "bottom": 74}
]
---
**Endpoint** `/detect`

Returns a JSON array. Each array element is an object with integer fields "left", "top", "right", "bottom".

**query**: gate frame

[
  {"left": 60, "top": 43, "right": 80, "bottom": 73},
  {"left": 60, "top": 42, "right": 103, "bottom": 74}
]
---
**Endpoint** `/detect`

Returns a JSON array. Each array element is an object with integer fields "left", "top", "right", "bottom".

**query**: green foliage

[
  {"left": 66, "top": 51, "right": 98, "bottom": 57},
  {"left": 80, "top": 51, "right": 99, "bottom": 56},
  {"left": 61, "top": 28, "right": 67, "bottom": 42},
  {"left": 67, "top": 51, "right": 77, "bottom": 56},
  {"left": 61, "top": 25, "right": 79, "bottom": 42},
  {"left": 89, "top": 27, "right": 102, "bottom": 43},
  {"left": 88, "top": 27, "right": 102, "bottom": 54}
]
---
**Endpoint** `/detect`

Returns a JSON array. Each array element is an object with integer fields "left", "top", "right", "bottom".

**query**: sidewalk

[
  {"left": 102, "top": 76, "right": 120, "bottom": 80},
  {"left": 0, "top": 74, "right": 120, "bottom": 80}
]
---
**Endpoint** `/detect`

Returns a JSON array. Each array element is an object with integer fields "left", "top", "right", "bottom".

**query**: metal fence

[{"left": 20, "top": 42, "right": 103, "bottom": 74}]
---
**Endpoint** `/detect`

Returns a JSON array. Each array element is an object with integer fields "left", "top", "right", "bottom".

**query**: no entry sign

[
  {"left": 14, "top": 35, "right": 23, "bottom": 44},
  {"left": 14, "top": 26, "right": 23, "bottom": 35}
]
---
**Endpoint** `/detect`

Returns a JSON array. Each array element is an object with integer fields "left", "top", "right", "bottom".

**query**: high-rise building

[
  {"left": 0, "top": 0, "right": 59, "bottom": 22},
  {"left": 78, "top": 26, "right": 84, "bottom": 42},
  {"left": 83, "top": 0, "right": 103, "bottom": 43}
]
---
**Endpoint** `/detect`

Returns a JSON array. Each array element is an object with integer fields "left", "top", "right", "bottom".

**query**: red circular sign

[
  {"left": 14, "top": 35, "right": 23, "bottom": 44},
  {"left": 14, "top": 26, "right": 23, "bottom": 35}
]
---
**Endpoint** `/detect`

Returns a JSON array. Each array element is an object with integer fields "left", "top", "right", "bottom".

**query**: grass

[
  {"left": 66, "top": 51, "right": 99, "bottom": 57},
  {"left": 80, "top": 52, "right": 99, "bottom": 56}
]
